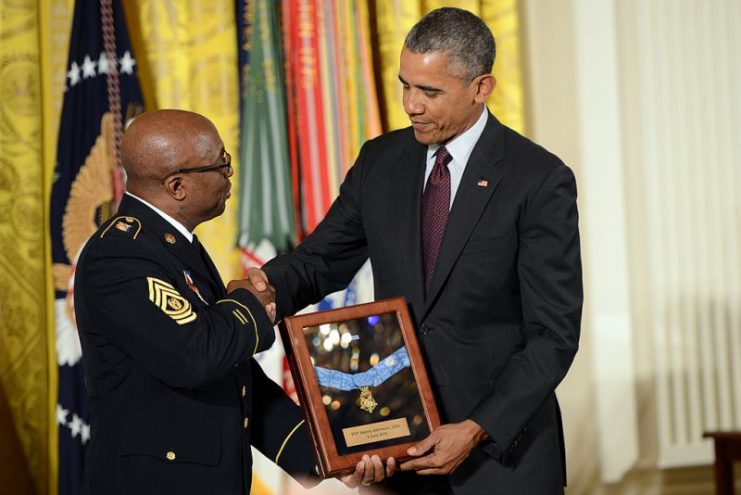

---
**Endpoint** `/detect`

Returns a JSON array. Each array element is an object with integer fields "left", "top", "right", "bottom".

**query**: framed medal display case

[{"left": 279, "top": 297, "right": 441, "bottom": 477}]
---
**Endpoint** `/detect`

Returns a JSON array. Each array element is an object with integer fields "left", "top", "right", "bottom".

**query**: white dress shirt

[{"left": 125, "top": 192, "right": 194, "bottom": 242}]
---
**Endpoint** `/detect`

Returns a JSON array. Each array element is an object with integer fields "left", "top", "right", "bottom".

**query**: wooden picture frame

[{"left": 279, "top": 296, "right": 441, "bottom": 477}]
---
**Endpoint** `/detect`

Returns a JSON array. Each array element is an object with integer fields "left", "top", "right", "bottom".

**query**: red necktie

[{"left": 422, "top": 146, "right": 452, "bottom": 294}]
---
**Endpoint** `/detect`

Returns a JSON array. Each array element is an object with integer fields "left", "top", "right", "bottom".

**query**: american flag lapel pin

[{"left": 477, "top": 178, "right": 489, "bottom": 187}]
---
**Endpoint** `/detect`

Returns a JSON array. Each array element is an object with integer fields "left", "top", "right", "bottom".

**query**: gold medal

[{"left": 359, "top": 386, "right": 377, "bottom": 413}]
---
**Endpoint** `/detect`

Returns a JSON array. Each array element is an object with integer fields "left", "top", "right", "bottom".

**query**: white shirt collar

[
  {"left": 125, "top": 192, "right": 194, "bottom": 242},
  {"left": 426, "top": 106, "right": 489, "bottom": 167}
]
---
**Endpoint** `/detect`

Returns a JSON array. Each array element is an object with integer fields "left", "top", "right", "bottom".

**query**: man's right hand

[
  {"left": 245, "top": 267, "right": 271, "bottom": 293},
  {"left": 226, "top": 277, "right": 276, "bottom": 322}
]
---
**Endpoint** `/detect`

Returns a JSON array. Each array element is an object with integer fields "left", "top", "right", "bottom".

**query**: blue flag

[{"left": 49, "top": 1, "right": 142, "bottom": 493}]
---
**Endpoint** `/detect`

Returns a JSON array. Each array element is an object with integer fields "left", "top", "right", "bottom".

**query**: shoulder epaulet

[{"left": 100, "top": 216, "right": 142, "bottom": 239}]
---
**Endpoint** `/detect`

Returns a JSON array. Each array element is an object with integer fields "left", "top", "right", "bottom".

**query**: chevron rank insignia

[{"left": 147, "top": 277, "right": 196, "bottom": 325}]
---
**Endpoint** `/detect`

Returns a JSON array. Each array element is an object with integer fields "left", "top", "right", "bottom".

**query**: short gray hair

[{"left": 404, "top": 7, "right": 495, "bottom": 82}]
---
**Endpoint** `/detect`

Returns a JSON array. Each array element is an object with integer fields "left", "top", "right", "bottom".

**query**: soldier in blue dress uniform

[{"left": 74, "top": 109, "right": 392, "bottom": 494}]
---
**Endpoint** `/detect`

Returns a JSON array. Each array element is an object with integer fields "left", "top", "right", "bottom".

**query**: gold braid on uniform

[
  {"left": 216, "top": 299, "right": 259, "bottom": 355},
  {"left": 274, "top": 419, "right": 305, "bottom": 465}
]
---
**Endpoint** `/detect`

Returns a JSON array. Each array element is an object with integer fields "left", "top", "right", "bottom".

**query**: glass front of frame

[{"left": 303, "top": 312, "right": 430, "bottom": 455}]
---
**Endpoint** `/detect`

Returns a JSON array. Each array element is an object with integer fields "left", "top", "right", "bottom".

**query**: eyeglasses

[{"left": 162, "top": 151, "right": 232, "bottom": 181}]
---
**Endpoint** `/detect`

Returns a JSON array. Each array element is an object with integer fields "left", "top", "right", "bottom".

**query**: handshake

[{"left": 226, "top": 268, "right": 277, "bottom": 322}]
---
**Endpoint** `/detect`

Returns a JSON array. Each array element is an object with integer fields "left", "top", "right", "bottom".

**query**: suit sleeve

[
  {"left": 468, "top": 164, "right": 582, "bottom": 463},
  {"left": 249, "top": 361, "right": 319, "bottom": 485},
  {"left": 263, "top": 143, "right": 371, "bottom": 318},
  {"left": 76, "top": 246, "right": 275, "bottom": 389}
]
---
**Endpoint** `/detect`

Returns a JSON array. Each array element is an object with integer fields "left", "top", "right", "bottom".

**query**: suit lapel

[
  {"left": 394, "top": 135, "right": 427, "bottom": 319},
  {"left": 423, "top": 114, "right": 506, "bottom": 316}
]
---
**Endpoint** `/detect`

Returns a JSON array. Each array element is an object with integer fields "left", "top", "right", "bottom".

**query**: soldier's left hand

[{"left": 338, "top": 454, "right": 396, "bottom": 488}]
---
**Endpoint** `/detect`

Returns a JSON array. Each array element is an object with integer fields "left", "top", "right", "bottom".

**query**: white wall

[{"left": 524, "top": 0, "right": 740, "bottom": 490}]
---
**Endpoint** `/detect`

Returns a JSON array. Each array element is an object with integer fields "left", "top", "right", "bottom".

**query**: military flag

[
  {"left": 49, "top": 0, "right": 142, "bottom": 493},
  {"left": 283, "top": 0, "right": 382, "bottom": 235},
  {"left": 280, "top": 0, "right": 380, "bottom": 330},
  {"left": 236, "top": 1, "right": 298, "bottom": 493},
  {"left": 237, "top": 0, "right": 297, "bottom": 269}
]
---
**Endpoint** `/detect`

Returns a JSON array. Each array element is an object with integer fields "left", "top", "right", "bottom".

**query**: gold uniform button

[
  {"left": 166, "top": 451, "right": 176, "bottom": 461},
  {"left": 243, "top": 417, "right": 249, "bottom": 429},
  {"left": 241, "top": 385, "right": 246, "bottom": 398}
]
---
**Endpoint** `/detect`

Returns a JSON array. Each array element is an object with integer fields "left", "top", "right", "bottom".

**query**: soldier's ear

[{"left": 163, "top": 175, "right": 187, "bottom": 201}]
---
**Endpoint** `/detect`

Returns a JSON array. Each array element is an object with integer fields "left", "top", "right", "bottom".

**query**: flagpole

[
  {"left": 39, "top": 2, "right": 60, "bottom": 492},
  {"left": 100, "top": 0, "right": 125, "bottom": 207}
]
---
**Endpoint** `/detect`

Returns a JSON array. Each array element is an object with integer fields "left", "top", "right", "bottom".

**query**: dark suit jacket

[
  {"left": 264, "top": 113, "right": 582, "bottom": 494},
  {"left": 74, "top": 195, "right": 316, "bottom": 495}
]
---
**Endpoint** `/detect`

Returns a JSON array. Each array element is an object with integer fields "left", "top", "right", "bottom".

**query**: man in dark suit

[
  {"left": 250, "top": 8, "right": 582, "bottom": 494},
  {"left": 74, "top": 109, "right": 391, "bottom": 494}
]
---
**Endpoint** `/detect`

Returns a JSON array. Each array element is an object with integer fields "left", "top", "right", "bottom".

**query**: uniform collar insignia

[
  {"left": 114, "top": 221, "right": 132, "bottom": 232},
  {"left": 99, "top": 215, "right": 142, "bottom": 239}
]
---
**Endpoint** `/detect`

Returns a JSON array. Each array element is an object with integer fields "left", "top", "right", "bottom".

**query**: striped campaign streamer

[
  {"left": 286, "top": 0, "right": 332, "bottom": 234},
  {"left": 283, "top": 0, "right": 383, "bottom": 236},
  {"left": 317, "top": 1, "right": 341, "bottom": 198}
]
